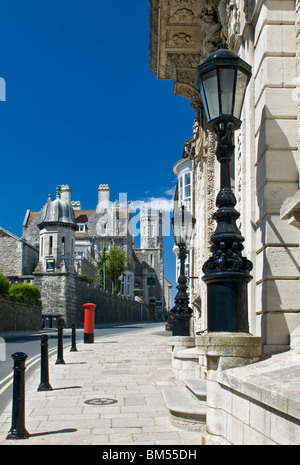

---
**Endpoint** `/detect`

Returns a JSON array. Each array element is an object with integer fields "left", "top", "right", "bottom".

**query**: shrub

[
  {"left": 0, "top": 272, "right": 10, "bottom": 297},
  {"left": 9, "top": 283, "right": 41, "bottom": 307},
  {"left": 78, "top": 274, "right": 94, "bottom": 285}
]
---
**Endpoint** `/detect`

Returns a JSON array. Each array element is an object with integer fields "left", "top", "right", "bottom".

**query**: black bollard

[
  {"left": 38, "top": 335, "right": 52, "bottom": 391},
  {"left": 55, "top": 325, "right": 66, "bottom": 365},
  {"left": 70, "top": 322, "right": 78, "bottom": 352},
  {"left": 6, "top": 352, "right": 30, "bottom": 440}
]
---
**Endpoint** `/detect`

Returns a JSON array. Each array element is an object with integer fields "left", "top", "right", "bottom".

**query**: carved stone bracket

[{"left": 149, "top": 0, "right": 232, "bottom": 105}]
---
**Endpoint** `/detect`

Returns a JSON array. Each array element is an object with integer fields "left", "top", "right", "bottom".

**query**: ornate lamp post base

[
  {"left": 169, "top": 242, "right": 193, "bottom": 337},
  {"left": 203, "top": 271, "right": 251, "bottom": 333},
  {"left": 171, "top": 313, "right": 192, "bottom": 337}
]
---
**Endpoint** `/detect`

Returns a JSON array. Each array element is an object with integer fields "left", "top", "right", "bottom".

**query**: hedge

[
  {"left": 8, "top": 283, "right": 41, "bottom": 307},
  {"left": 0, "top": 273, "right": 10, "bottom": 297}
]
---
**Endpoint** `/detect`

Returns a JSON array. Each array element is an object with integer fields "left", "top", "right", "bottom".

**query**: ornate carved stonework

[
  {"left": 149, "top": 0, "right": 236, "bottom": 104},
  {"left": 225, "top": 0, "right": 241, "bottom": 49},
  {"left": 173, "top": 7, "right": 195, "bottom": 22},
  {"left": 204, "top": 132, "right": 217, "bottom": 244},
  {"left": 199, "top": 4, "right": 227, "bottom": 57}
]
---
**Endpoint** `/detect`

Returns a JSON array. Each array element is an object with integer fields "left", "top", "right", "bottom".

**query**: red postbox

[{"left": 83, "top": 303, "right": 96, "bottom": 343}]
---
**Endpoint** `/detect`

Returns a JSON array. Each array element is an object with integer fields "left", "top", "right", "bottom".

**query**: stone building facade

[
  {"left": 150, "top": 0, "right": 300, "bottom": 445},
  {"left": 134, "top": 209, "right": 165, "bottom": 319},
  {"left": 22, "top": 183, "right": 170, "bottom": 319},
  {"left": 0, "top": 227, "right": 38, "bottom": 278},
  {"left": 150, "top": 0, "right": 300, "bottom": 355}
]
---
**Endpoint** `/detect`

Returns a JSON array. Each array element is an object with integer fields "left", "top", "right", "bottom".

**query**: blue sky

[{"left": 0, "top": 1, "right": 195, "bottom": 300}]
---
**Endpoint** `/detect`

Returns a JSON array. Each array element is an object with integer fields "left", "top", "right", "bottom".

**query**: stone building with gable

[
  {"left": 21, "top": 183, "right": 170, "bottom": 322},
  {"left": 0, "top": 227, "right": 38, "bottom": 280}
]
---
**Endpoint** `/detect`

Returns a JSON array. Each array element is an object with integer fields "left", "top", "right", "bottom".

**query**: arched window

[
  {"left": 49, "top": 236, "right": 53, "bottom": 255},
  {"left": 62, "top": 237, "right": 65, "bottom": 255}
]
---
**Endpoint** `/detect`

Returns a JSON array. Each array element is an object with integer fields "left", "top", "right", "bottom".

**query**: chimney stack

[
  {"left": 97, "top": 184, "right": 110, "bottom": 211},
  {"left": 60, "top": 185, "right": 72, "bottom": 204}
]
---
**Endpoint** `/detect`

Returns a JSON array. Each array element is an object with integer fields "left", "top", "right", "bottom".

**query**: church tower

[
  {"left": 140, "top": 209, "right": 164, "bottom": 249},
  {"left": 136, "top": 210, "right": 165, "bottom": 319}
]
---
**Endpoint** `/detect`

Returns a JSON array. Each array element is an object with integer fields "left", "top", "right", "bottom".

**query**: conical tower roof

[{"left": 37, "top": 186, "right": 78, "bottom": 230}]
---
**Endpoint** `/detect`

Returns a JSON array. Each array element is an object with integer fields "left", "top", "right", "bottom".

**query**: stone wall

[
  {"left": 0, "top": 298, "right": 42, "bottom": 331},
  {"left": 76, "top": 281, "right": 147, "bottom": 325},
  {"left": 248, "top": 1, "right": 300, "bottom": 352},
  {"left": 202, "top": 348, "right": 300, "bottom": 445},
  {"left": 0, "top": 232, "right": 21, "bottom": 276},
  {"left": 32, "top": 271, "right": 147, "bottom": 327},
  {"left": 21, "top": 243, "right": 39, "bottom": 275},
  {"left": 33, "top": 272, "right": 77, "bottom": 326},
  {"left": 297, "top": 0, "right": 300, "bottom": 152},
  {"left": 0, "top": 229, "right": 39, "bottom": 277},
  {"left": 75, "top": 255, "right": 98, "bottom": 285}
]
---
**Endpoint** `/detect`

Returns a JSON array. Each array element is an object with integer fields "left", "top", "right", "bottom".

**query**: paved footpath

[{"left": 0, "top": 323, "right": 202, "bottom": 446}]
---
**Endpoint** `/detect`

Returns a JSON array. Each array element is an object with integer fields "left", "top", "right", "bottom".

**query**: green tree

[
  {"left": 106, "top": 244, "right": 128, "bottom": 294},
  {"left": 97, "top": 245, "right": 108, "bottom": 289},
  {"left": 0, "top": 272, "right": 10, "bottom": 297}
]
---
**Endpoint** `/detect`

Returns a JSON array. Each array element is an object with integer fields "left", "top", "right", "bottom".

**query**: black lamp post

[
  {"left": 195, "top": 44, "right": 253, "bottom": 333},
  {"left": 170, "top": 205, "right": 195, "bottom": 336}
]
